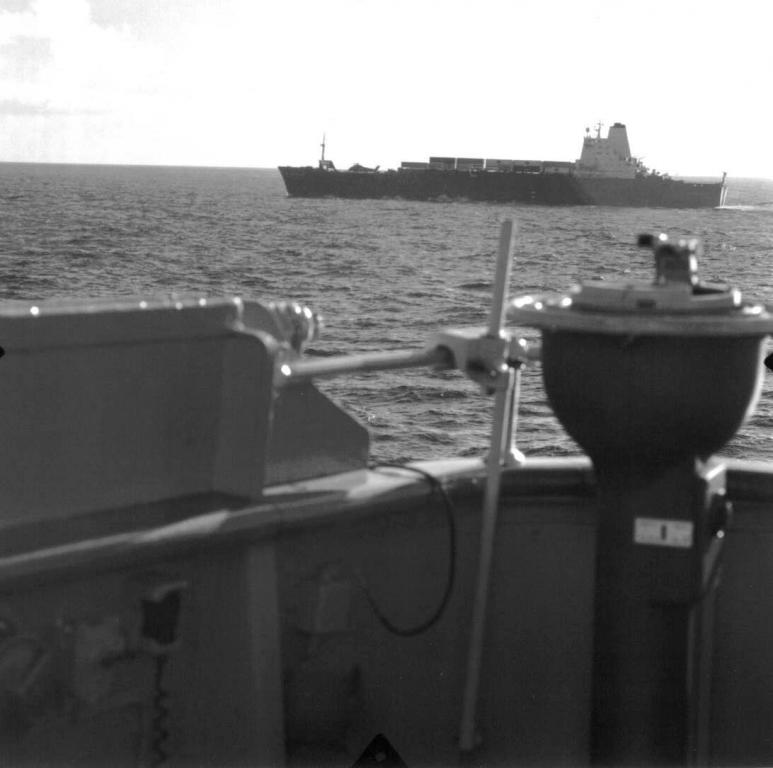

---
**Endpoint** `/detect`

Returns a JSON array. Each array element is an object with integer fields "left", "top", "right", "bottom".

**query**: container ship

[{"left": 279, "top": 122, "right": 728, "bottom": 208}]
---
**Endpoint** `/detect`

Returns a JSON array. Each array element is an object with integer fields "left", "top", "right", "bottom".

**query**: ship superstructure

[
  {"left": 576, "top": 121, "right": 637, "bottom": 178},
  {"left": 401, "top": 122, "right": 636, "bottom": 178}
]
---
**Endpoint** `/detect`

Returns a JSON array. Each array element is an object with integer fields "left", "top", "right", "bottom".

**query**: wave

[
  {"left": 457, "top": 280, "right": 491, "bottom": 291},
  {"left": 302, "top": 347, "right": 346, "bottom": 358},
  {"left": 719, "top": 203, "right": 773, "bottom": 213}
]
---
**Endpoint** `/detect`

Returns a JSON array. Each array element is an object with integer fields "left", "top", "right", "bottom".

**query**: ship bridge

[{"left": 576, "top": 122, "right": 637, "bottom": 179}]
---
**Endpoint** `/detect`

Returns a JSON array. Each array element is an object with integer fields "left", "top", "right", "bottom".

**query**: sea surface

[{"left": 1, "top": 162, "right": 773, "bottom": 464}]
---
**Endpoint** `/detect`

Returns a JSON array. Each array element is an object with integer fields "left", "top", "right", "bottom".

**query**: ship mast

[{"left": 317, "top": 133, "right": 335, "bottom": 170}]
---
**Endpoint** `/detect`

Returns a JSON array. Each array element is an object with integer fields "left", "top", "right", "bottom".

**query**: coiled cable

[{"left": 359, "top": 463, "right": 457, "bottom": 637}]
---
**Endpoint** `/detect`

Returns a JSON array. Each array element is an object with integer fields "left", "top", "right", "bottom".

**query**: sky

[{"left": 0, "top": 0, "right": 771, "bottom": 178}]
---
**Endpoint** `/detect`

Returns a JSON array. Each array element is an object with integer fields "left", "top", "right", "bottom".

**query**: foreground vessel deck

[
  {"left": 2, "top": 456, "right": 773, "bottom": 765},
  {"left": 0, "top": 226, "right": 771, "bottom": 765}
]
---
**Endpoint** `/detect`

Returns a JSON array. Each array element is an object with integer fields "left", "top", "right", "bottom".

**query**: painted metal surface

[
  {"left": 0, "top": 458, "right": 772, "bottom": 764},
  {"left": 0, "top": 297, "right": 368, "bottom": 526}
]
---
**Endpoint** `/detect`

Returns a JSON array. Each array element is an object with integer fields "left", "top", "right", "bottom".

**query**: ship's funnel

[{"left": 607, "top": 122, "right": 631, "bottom": 160}]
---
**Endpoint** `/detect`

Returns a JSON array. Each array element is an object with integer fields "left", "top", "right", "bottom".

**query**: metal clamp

[{"left": 431, "top": 328, "right": 537, "bottom": 392}]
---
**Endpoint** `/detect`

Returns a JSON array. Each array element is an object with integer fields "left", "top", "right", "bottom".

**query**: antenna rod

[{"left": 459, "top": 220, "right": 519, "bottom": 754}]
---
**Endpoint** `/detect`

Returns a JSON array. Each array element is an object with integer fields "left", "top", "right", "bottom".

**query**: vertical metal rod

[
  {"left": 459, "top": 369, "right": 515, "bottom": 752},
  {"left": 459, "top": 220, "right": 517, "bottom": 752},
  {"left": 493, "top": 220, "right": 522, "bottom": 466},
  {"left": 504, "top": 365, "right": 525, "bottom": 466},
  {"left": 487, "top": 219, "right": 515, "bottom": 338}
]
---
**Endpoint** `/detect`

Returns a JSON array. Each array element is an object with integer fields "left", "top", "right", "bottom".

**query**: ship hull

[{"left": 278, "top": 167, "right": 724, "bottom": 208}]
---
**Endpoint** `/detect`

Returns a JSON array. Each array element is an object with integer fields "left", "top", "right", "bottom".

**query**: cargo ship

[{"left": 279, "top": 123, "right": 728, "bottom": 207}]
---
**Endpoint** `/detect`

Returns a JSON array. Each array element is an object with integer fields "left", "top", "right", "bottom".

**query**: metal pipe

[
  {"left": 504, "top": 365, "right": 525, "bottom": 466},
  {"left": 275, "top": 346, "right": 452, "bottom": 385},
  {"left": 487, "top": 219, "right": 515, "bottom": 338},
  {"left": 459, "top": 367, "right": 515, "bottom": 752},
  {"left": 459, "top": 219, "right": 517, "bottom": 753}
]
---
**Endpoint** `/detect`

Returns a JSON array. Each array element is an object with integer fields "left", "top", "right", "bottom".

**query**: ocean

[{"left": 1, "top": 162, "right": 772, "bottom": 464}]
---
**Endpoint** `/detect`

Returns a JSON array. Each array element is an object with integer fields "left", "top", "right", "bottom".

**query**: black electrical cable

[
  {"left": 360, "top": 463, "right": 457, "bottom": 637},
  {"left": 150, "top": 654, "right": 171, "bottom": 767}
]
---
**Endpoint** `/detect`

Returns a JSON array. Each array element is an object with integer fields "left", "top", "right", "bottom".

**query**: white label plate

[{"left": 634, "top": 517, "right": 694, "bottom": 548}]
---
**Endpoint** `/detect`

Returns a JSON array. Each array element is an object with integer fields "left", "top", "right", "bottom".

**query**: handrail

[{"left": 274, "top": 346, "right": 452, "bottom": 385}]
